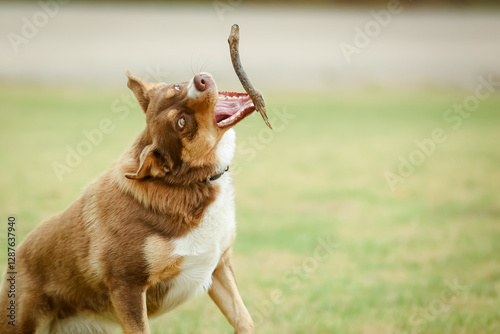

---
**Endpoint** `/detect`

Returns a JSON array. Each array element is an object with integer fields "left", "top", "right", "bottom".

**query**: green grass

[{"left": 1, "top": 84, "right": 499, "bottom": 333}]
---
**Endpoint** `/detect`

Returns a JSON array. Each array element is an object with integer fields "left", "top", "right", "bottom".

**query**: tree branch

[{"left": 228, "top": 24, "right": 272, "bottom": 129}]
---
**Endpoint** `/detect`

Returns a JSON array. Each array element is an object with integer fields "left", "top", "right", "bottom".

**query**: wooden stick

[{"left": 228, "top": 24, "right": 272, "bottom": 129}]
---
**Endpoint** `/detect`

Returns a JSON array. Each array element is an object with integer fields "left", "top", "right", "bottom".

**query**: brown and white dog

[{"left": 0, "top": 72, "right": 257, "bottom": 333}]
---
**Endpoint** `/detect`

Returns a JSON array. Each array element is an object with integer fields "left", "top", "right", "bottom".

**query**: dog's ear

[
  {"left": 126, "top": 71, "right": 150, "bottom": 113},
  {"left": 125, "top": 145, "right": 170, "bottom": 180}
]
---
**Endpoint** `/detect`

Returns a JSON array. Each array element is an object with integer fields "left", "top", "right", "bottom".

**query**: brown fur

[{"left": 0, "top": 72, "right": 254, "bottom": 334}]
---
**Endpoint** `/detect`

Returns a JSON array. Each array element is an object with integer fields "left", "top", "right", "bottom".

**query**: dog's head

[{"left": 124, "top": 72, "right": 255, "bottom": 181}]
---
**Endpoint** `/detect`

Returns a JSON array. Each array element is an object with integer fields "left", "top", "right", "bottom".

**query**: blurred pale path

[{"left": 1, "top": 3, "right": 499, "bottom": 90}]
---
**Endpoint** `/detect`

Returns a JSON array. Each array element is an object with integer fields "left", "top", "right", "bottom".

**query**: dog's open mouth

[{"left": 215, "top": 92, "right": 255, "bottom": 128}]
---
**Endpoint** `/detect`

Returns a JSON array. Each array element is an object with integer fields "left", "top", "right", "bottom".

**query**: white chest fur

[{"left": 155, "top": 129, "right": 237, "bottom": 314}]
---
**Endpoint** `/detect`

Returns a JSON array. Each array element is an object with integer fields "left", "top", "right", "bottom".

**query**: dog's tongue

[{"left": 215, "top": 92, "right": 255, "bottom": 128}]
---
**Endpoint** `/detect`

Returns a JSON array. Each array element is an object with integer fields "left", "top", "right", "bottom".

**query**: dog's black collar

[{"left": 206, "top": 166, "right": 229, "bottom": 182}]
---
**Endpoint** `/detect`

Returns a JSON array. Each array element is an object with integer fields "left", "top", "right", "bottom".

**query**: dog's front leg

[
  {"left": 209, "top": 252, "right": 254, "bottom": 334},
  {"left": 109, "top": 284, "right": 150, "bottom": 334}
]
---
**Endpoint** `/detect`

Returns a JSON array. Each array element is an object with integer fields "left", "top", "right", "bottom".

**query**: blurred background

[
  {"left": 2, "top": 0, "right": 500, "bottom": 90},
  {"left": 1, "top": 1, "right": 499, "bottom": 333}
]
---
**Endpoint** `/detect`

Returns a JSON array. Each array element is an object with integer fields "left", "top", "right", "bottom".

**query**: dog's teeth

[{"left": 219, "top": 95, "right": 247, "bottom": 100}]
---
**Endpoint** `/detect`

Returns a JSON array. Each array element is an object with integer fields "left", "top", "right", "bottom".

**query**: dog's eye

[
  {"left": 177, "top": 117, "right": 186, "bottom": 128},
  {"left": 174, "top": 85, "right": 182, "bottom": 91}
]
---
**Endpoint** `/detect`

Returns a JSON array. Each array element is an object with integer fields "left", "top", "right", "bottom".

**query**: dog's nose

[{"left": 194, "top": 73, "right": 213, "bottom": 92}]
